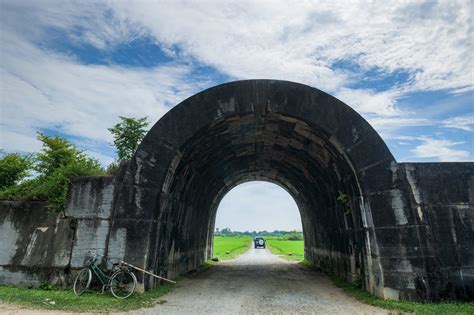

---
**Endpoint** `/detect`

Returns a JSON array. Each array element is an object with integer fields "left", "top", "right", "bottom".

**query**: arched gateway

[
  {"left": 1, "top": 80, "right": 472, "bottom": 302},
  {"left": 107, "top": 80, "right": 473, "bottom": 301}
]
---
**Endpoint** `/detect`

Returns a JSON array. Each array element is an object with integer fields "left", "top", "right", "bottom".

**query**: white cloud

[
  {"left": 1, "top": 1, "right": 145, "bottom": 50},
  {"left": 10, "top": 1, "right": 472, "bottom": 95},
  {"left": 336, "top": 88, "right": 402, "bottom": 117},
  {"left": 0, "top": 128, "right": 42, "bottom": 154},
  {"left": 80, "top": 1, "right": 473, "bottom": 134},
  {"left": 1, "top": 0, "right": 472, "bottom": 163},
  {"left": 442, "top": 115, "right": 474, "bottom": 132},
  {"left": 411, "top": 138, "right": 470, "bottom": 161},
  {"left": 367, "top": 117, "right": 432, "bottom": 139},
  {"left": 108, "top": 1, "right": 472, "bottom": 94},
  {"left": 0, "top": 31, "right": 201, "bottom": 154}
]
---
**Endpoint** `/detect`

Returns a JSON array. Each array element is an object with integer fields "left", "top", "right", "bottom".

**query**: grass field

[
  {"left": 0, "top": 283, "right": 174, "bottom": 312},
  {"left": 265, "top": 238, "right": 304, "bottom": 261},
  {"left": 213, "top": 235, "right": 252, "bottom": 260}
]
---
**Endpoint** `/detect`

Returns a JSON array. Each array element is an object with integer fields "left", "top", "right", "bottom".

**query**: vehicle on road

[{"left": 254, "top": 237, "right": 266, "bottom": 249}]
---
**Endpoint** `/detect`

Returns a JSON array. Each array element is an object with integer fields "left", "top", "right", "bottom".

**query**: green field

[
  {"left": 0, "top": 283, "right": 173, "bottom": 312},
  {"left": 212, "top": 235, "right": 252, "bottom": 260},
  {"left": 265, "top": 238, "right": 304, "bottom": 261}
]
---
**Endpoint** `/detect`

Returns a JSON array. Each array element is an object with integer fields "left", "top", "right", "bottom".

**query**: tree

[
  {"left": 108, "top": 116, "right": 149, "bottom": 161},
  {"left": 0, "top": 133, "right": 104, "bottom": 213},
  {"left": 35, "top": 133, "right": 92, "bottom": 175},
  {"left": 0, "top": 152, "right": 33, "bottom": 189},
  {"left": 221, "top": 228, "right": 232, "bottom": 235}
]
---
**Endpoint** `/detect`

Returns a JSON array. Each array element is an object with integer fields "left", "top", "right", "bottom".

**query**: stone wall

[
  {"left": 400, "top": 163, "right": 474, "bottom": 301},
  {"left": 0, "top": 176, "right": 118, "bottom": 288},
  {"left": 66, "top": 176, "right": 116, "bottom": 269},
  {"left": 0, "top": 165, "right": 472, "bottom": 301},
  {"left": 0, "top": 201, "right": 74, "bottom": 286}
]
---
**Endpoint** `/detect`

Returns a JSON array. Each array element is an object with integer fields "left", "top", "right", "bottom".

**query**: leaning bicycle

[{"left": 73, "top": 252, "right": 137, "bottom": 299}]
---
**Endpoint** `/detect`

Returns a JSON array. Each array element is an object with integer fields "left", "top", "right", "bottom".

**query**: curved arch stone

[{"left": 106, "top": 80, "right": 473, "bottom": 301}]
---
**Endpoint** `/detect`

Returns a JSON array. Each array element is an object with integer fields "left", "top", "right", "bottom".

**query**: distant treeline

[{"left": 215, "top": 228, "right": 303, "bottom": 240}]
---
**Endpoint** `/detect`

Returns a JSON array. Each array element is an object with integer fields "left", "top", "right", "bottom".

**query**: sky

[
  {"left": 0, "top": 1, "right": 472, "bottom": 231},
  {"left": 215, "top": 181, "right": 302, "bottom": 232}
]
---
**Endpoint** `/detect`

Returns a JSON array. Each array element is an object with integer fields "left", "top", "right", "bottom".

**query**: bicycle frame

[
  {"left": 90, "top": 263, "right": 112, "bottom": 288},
  {"left": 74, "top": 256, "right": 137, "bottom": 299}
]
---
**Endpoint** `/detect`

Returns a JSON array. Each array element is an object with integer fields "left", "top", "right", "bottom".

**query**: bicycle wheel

[
  {"left": 110, "top": 269, "right": 137, "bottom": 299},
  {"left": 73, "top": 268, "right": 92, "bottom": 296}
]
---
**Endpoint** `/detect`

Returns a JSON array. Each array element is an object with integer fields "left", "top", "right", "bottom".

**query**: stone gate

[{"left": 1, "top": 80, "right": 473, "bottom": 301}]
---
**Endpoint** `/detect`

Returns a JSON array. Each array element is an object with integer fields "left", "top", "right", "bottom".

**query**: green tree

[
  {"left": 108, "top": 116, "right": 149, "bottom": 161},
  {"left": 35, "top": 133, "right": 92, "bottom": 175},
  {"left": 0, "top": 133, "right": 104, "bottom": 213},
  {"left": 0, "top": 152, "right": 33, "bottom": 189}
]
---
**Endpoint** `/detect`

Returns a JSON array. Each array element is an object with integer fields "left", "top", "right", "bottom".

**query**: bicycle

[{"left": 73, "top": 252, "right": 137, "bottom": 299}]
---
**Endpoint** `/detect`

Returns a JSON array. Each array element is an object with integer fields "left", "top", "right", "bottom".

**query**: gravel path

[
  {"left": 1, "top": 247, "right": 390, "bottom": 314},
  {"left": 129, "top": 246, "right": 389, "bottom": 315}
]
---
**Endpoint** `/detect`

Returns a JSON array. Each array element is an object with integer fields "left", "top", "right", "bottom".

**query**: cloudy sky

[{"left": 1, "top": 1, "right": 472, "bottom": 231}]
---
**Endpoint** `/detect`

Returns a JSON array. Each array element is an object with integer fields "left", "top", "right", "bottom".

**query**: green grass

[
  {"left": 0, "top": 283, "right": 174, "bottom": 312},
  {"left": 212, "top": 235, "right": 252, "bottom": 260},
  {"left": 265, "top": 237, "right": 304, "bottom": 261},
  {"left": 301, "top": 260, "right": 474, "bottom": 315}
]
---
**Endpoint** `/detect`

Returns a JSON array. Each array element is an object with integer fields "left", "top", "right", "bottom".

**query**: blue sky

[{"left": 1, "top": 1, "right": 472, "bottom": 230}]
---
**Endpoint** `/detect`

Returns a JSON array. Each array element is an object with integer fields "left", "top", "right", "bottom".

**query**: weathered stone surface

[
  {"left": 0, "top": 201, "right": 75, "bottom": 286},
  {"left": 66, "top": 176, "right": 115, "bottom": 219},
  {"left": 0, "top": 80, "right": 472, "bottom": 302},
  {"left": 0, "top": 177, "right": 121, "bottom": 287},
  {"left": 119, "top": 80, "right": 404, "bottom": 298},
  {"left": 399, "top": 163, "right": 474, "bottom": 300}
]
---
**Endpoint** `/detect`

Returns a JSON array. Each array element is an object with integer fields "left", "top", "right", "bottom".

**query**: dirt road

[
  {"left": 133, "top": 246, "right": 388, "bottom": 315},
  {"left": 1, "top": 247, "right": 389, "bottom": 314}
]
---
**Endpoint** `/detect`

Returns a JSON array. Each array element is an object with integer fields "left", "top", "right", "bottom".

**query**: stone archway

[
  {"left": 116, "top": 80, "right": 407, "bottom": 298},
  {"left": 2, "top": 80, "right": 472, "bottom": 302}
]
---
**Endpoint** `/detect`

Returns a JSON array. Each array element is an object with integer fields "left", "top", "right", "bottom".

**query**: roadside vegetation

[
  {"left": 0, "top": 116, "right": 148, "bottom": 214},
  {"left": 213, "top": 229, "right": 304, "bottom": 261},
  {"left": 333, "top": 275, "right": 474, "bottom": 315},
  {"left": 0, "top": 134, "right": 105, "bottom": 213},
  {"left": 215, "top": 227, "right": 303, "bottom": 239},
  {"left": 0, "top": 283, "right": 173, "bottom": 312},
  {"left": 265, "top": 238, "right": 304, "bottom": 261},
  {"left": 301, "top": 260, "right": 474, "bottom": 315},
  {"left": 212, "top": 235, "right": 252, "bottom": 260}
]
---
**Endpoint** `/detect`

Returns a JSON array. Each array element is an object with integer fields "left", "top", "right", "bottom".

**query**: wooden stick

[{"left": 121, "top": 261, "right": 176, "bottom": 284}]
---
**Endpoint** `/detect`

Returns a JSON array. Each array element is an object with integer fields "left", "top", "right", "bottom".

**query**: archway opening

[
  {"left": 123, "top": 80, "right": 402, "bottom": 298},
  {"left": 150, "top": 111, "right": 367, "bottom": 286},
  {"left": 213, "top": 181, "right": 303, "bottom": 261}
]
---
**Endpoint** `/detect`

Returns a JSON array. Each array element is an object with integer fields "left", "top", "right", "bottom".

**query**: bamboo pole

[{"left": 121, "top": 261, "right": 176, "bottom": 284}]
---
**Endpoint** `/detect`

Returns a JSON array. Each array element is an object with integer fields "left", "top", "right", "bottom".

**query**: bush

[
  {"left": 284, "top": 231, "right": 304, "bottom": 241},
  {"left": 0, "top": 152, "right": 33, "bottom": 189},
  {"left": 0, "top": 133, "right": 104, "bottom": 213}
]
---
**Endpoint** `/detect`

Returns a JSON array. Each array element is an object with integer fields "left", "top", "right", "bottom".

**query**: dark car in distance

[{"left": 254, "top": 237, "right": 266, "bottom": 249}]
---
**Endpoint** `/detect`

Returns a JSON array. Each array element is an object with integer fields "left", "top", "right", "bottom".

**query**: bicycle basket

[{"left": 83, "top": 251, "right": 97, "bottom": 266}]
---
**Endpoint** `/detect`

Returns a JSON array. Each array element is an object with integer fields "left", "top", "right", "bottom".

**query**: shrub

[
  {"left": 0, "top": 152, "right": 33, "bottom": 189},
  {"left": 0, "top": 133, "right": 104, "bottom": 213}
]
